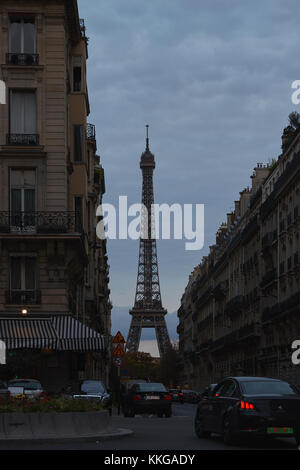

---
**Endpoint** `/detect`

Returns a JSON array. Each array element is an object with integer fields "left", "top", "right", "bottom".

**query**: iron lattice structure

[{"left": 126, "top": 127, "right": 171, "bottom": 356}]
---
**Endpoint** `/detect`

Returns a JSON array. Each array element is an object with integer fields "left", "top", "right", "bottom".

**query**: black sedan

[
  {"left": 123, "top": 382, "right": 172, "bottom": 418},
  {"left": 194, "top": 376, "right": 300, "bottom": 446}
]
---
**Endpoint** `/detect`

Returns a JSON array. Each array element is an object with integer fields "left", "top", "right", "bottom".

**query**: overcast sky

[{"left": 78, "top": 0, "right": 300, "bottom": 355}]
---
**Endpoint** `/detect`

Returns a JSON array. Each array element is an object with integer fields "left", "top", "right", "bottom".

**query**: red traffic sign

[
  {"left": 112, "top": 343, "right": 126, "bottom": 357},
  {"left": 112, "top": 331, "right": 125, "bottom": 344}
]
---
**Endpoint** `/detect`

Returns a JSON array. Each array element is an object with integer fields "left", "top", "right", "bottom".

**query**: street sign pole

[{"left": 118, "top": 365, "right": 121, "bottom": 416}]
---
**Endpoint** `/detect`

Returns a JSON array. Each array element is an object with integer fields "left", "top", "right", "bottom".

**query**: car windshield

[
  {"left": 138, "top": 383, "right": 167, "bottom": 392},
  {"left": 81, "top": 381, "right": 106, "bottom": 394},
  {"left": 242, "top": 380, "right": 299, "bottom": 395},
  {"left": 9, "top": 381, "right": 41, "bottom": 390}
]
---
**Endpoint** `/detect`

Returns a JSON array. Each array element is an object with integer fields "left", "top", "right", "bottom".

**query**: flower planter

[{"left": 0, "top": 410, "right": 111, "bottom": 440}]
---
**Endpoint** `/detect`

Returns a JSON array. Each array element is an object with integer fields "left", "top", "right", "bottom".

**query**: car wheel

[
  {"left": 157, "top": 412, "right": 164, "bottom": 418},
  {"left": 194, "top": 412, "right": 211, "bottom": 439},
  {"left": 165, "top": 410, "right": 172, "bottom": 418},
  {"left": 222, "top": 415, "right": 237, "bottom": 445}
]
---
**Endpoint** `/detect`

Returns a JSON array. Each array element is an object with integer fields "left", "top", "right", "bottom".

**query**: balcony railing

[
  {"left": 237, "top": 323, "right": 261, "bottom": 341},
  {"left": 224, "top": 295, "right": 244, "bottom": 314},
  {"left": 0, "top": 212, "right": 82, "bottom": 234},
  {"left": 196, "top": 339, "right": 213, "bottom": 354},
  {"left": 5, "top": 290, "right": 41, "bottom": 305},
  {"left": 260, "top": 268, "right": 277, "bottom": 289},
  {"left": 7, "top": 134, "right": 39, "bottom": 146},
  {"left": 212, "top": 281, "right": 227, "bottom": 301},
  {"left": 86, "top": 123, "right": 96, "bottom": 140},
  {"left": 6, "top": 53, "right": 39, "bottom": 66},
  {"left": 79, "top": 18, "right": 86, "bottom": 38},
  {"left": 262, "top": 291, "right": 300, "bottom": 323}
]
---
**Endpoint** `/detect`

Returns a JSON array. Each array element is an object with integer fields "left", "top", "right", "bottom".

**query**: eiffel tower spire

[{"left": 126, "top": 126, "right": 171, "bottom": 356}]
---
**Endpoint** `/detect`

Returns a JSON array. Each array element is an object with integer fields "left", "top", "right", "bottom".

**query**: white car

[
  {"left": 8, "top": 379, "right": 45, "bottom": 399},
  {"left": 72, "top": 380, "right": 112, "bottom": 407}
]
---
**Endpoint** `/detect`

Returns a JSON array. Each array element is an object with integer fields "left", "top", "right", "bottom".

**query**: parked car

[
  {"left": 8, "top": 379, "right": 45, "bottom": 399},
  {"left": 123, "top": 382, "right": 172, "bottom": 418},
  {"left": 72, "top": 380, "right": 112, "bottom": 407},
  {"left": 194, "top": 376, "right": 300, "bottom": 446},
  {"left": 169, "top": 388, "right": 184, "bottom": 403}
]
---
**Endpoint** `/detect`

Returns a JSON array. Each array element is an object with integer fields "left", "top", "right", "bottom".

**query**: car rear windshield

[
  {"left": 242, "top": 381, "right": 299, "bottom": 395},
  {"left": 138, "top": 383, "right": 167, "bottom": 392},
  {"left": 81, "top": 381, "right": 106, "bottom": 394},
  {"left": 9, "top": 381, "right": 42, "bottom": 390}
]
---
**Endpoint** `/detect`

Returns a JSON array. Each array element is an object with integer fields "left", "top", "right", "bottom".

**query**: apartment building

[
  {"left": 178, "top": 119, "right": 300, "bottom": 391},
  {"left": 0, "top": 0, "right": 111, "bottom": 392}
]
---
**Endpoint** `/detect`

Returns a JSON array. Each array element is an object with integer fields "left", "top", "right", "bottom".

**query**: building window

[
  {"left": 7, "top": 15, "right": 38, "bottom": 65},
  {"left": 8, "top": 255, "right": 38, "bottom": 304},
  {"left": 72, "top": 56, "right": 82, "bottom": 92},
  {"left": 73, "top": 125, "right": 83, "bottom": 161},
  {"left": 9, "top": 90, "right": 37, "bottom": 145},
  {"left": 9, "top": 15, "right": 35, "bottom": 54},
  {"left": 10, "top": 169, "right": 36, "bottom": 230}
]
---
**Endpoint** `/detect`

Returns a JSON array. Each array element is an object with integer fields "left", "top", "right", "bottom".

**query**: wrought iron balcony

[
  {"left": 0, "top": 212, "right": 82, "bottom": 234},
  {"left": 212, "top": 281, "right": 227, "bottom": 300},
  {"left": 5, "top": 290, "right": 41, "bottom": 305},
  {"left": 7, "top": 134, "right": 39, "bottom": 146},
  {"left": 6, "top": 53, "right": 39, "bottom": 66},
  {"left": 196, "top": 339, "right": 213, "bottom": 354},
  {"left": 79, "top": 18, "right": 86, "bottom": 38},
  {"left": 237, "top": 323, "right": 261, "bottom": 341},
  {"left": 224, "top": 295, "right": 244, "bottom": 314},
  {"left": 262, "top": 291, "right": 300, "bottom": 324},
  {"left": 260, "top": 268, "right": 277, "bottom": 289},
  {"left": 86, "top": 123, "right": 96, "bottom": 140}
]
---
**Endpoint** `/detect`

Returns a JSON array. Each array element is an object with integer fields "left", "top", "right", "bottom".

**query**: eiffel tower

[{"left": 126, "top": 126, "right": 171, "bottom": 356}]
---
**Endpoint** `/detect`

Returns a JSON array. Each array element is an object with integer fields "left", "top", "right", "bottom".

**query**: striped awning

[
  {"left": 0, "top": 315, "right": 105, "bottom": 352},
  {"left": 0, "top": 318, "right": 58, "bottom": 350},
  {"left": 52, "top": 316, "right": 105, "bottom": 351}
]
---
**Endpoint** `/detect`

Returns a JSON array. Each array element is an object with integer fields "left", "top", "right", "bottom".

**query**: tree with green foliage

[{"left": 123, "top": 352, "right": 159, "bottom": 382}]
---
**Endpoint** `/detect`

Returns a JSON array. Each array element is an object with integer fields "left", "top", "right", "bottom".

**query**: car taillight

[
  {"left": 179, "top": 393, "right": 183, "bottom": 396},
  {"left": 164, "top": 395, "right": 172, "bottom": 400},
  {"left": 239, "top": 401, "right": 255, "bottom": 411},
  {"left": 133, "top": 394, "right": 142, "bottom": 401}
]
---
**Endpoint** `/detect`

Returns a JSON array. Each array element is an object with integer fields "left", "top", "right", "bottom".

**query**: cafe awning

[{"left": 0, "top": 315, "right": 105, "bottom": 352}]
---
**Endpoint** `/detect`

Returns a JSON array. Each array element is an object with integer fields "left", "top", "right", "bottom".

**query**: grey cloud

[{"left": 78, "top": 0, "right": 300, "bottom": 341}]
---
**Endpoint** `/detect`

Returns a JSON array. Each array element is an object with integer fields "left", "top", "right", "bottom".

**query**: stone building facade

[
  {"left": 178, "top": 122, "right": 300, "bottom": 391},
  {"left": 0, "top": 0, "right": 111, "bottom": 392}
]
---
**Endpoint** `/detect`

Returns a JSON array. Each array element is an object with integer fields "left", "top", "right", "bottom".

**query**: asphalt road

[{"left": 0, "top": 403, "right": 298, "bottom": 451}]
